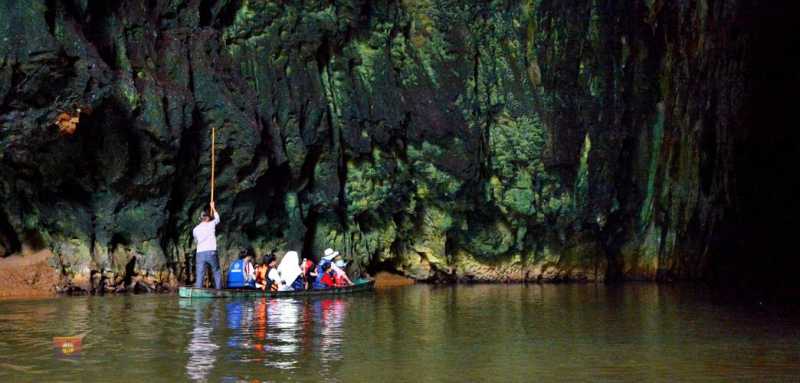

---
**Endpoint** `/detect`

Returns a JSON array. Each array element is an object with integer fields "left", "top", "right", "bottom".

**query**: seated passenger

[
  {"left": 332, "top": 259, "right": 353, "bottom": 287},
  {"left": 301, "top": 258, "right": 317, "bottom": 290},
  {"left": 313, "top": 261, "right": 336, "bottom": 290},
  {"left": 322, "top": 248, "right": 353, "bottom": 287},
  {"left": 287, "top": 254, "right": 306, "bottom": 291},
  {"left": 255, "top": 262, "right": 267, "bottom": 290},
  {"left": 291, "top": 274, "right": 305, "bottom": 291},
  {"left": 267, "top": 257, "right": 280, "bottom": 292},
  {"left": 227, "top": 250, "right": 256, "bottom": 289},
  {"left": 255, "top": 255, "right": 277, "bottom": 292}
]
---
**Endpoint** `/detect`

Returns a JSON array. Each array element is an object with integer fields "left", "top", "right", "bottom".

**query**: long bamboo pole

[{"left": 210, "top": 126, "right": 216, "bottom": 204}]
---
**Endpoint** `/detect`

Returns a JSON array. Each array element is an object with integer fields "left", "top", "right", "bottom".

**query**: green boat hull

[{"left": 178, "top": 279, "right": 375, "bottom": 298}]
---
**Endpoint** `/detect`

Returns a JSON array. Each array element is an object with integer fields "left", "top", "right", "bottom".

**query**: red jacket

[{"left": 320, "top": 272, "right": 335, "bottom": 287}]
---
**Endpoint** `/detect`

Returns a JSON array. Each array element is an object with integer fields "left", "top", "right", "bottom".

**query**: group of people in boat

[
  {"left": 192, "top": 201, "right": 353, "bottom": 291},
  {"left": 228, "top": 248, "right": 353, "bottom": 291}
]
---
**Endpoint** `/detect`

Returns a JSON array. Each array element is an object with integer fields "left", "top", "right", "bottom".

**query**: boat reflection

[
  {"left": 314, "top": 298, "right": 348, "bottom": 366},
  {"left": 183, "top": 297, "right": 350, "bottom": 380}
]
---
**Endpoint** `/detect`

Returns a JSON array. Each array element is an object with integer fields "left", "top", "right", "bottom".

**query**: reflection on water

[
  {"left": 1, "top": 284, "right": 800, "bottom": 382},
  {"left": 183, "top": 300, "right": 219, "bottom": 381},
  {"left": 180, "top": 297, "right": 350, "bottom": 381}
]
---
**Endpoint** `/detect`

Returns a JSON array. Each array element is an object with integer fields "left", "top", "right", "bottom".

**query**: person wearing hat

[
  {"left": 322, "top": 248, "right": 339, "bottom": 262},
  {"left": 192, "top": 201, "right": 221, "bottom": 288},
  {"left": 313, "top": 248, "right": 337, "bottom": 289},
  {"left": 321, "top": 248, "right": 353, "bottom": 287}
]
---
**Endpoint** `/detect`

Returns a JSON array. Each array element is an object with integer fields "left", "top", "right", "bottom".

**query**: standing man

[{"left": 193, "top": 201, "right": 221, "bottom": 289}]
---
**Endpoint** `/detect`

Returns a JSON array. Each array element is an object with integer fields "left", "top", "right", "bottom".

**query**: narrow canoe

[{"left": 178, "top": 279, "right": 375, "bottom": 298}]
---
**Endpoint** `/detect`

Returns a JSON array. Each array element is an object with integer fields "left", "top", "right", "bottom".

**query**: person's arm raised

[{"left": 210, "top": 201, "right": 220, "bottom": 225}]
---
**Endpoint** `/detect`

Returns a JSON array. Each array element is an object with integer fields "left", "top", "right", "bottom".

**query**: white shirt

[{"left": 192, "top": 212, "right": 220, "bottom": 252}]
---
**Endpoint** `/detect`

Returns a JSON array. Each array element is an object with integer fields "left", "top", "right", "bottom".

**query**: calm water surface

[{"left": 1, "top": 284, "right": 799, "bottom": 382}]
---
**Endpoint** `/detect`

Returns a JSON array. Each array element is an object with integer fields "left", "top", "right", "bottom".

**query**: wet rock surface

[{"left": 0, "top": 0, "right": 797, "bottom": 290}]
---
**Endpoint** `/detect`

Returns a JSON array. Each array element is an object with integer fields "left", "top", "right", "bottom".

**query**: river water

[{"left": 0, "top": 284, "right": 798, "bottom": 382}]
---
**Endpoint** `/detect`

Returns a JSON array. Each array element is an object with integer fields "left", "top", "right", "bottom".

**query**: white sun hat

[{"left": 323, "top": 248, "right": 340, "bottom": 261}]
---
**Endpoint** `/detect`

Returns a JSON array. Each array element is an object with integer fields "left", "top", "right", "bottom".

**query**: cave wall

[{"left": 0, "top": 0, "right": 797, "bottom": 289}]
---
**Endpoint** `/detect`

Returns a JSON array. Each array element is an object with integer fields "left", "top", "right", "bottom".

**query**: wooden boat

[{"left": 178, "top": 278, "right": 375, "bottom": 298}]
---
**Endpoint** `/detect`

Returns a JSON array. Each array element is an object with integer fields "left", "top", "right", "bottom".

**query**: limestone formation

[{"left": 0, "top": 1, "right": 796, "bottom": 290}]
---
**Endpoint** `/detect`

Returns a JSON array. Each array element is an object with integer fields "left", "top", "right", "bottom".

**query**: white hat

[{"left": 322, "top": 248, "right": 339, "bottom": 260}]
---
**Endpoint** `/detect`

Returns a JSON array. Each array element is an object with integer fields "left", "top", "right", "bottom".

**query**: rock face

[
  {"left": 0, "top": 251, "right": 60, "bottom": 298},
  {"left": 0, "top": 0, "right": 797, "bottom": 289}
]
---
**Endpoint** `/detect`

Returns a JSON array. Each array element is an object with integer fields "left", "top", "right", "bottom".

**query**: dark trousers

[{"left": 195, "top": 250, "right": 221, "bottom": 289}]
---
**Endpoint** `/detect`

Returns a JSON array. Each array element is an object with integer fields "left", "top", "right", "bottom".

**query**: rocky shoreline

[
  {"left": 0, "top": 251, "right": 60, "bottom": 299},
  {"left": 0, "top": 250, "right": 614, "bottom": 299}
]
